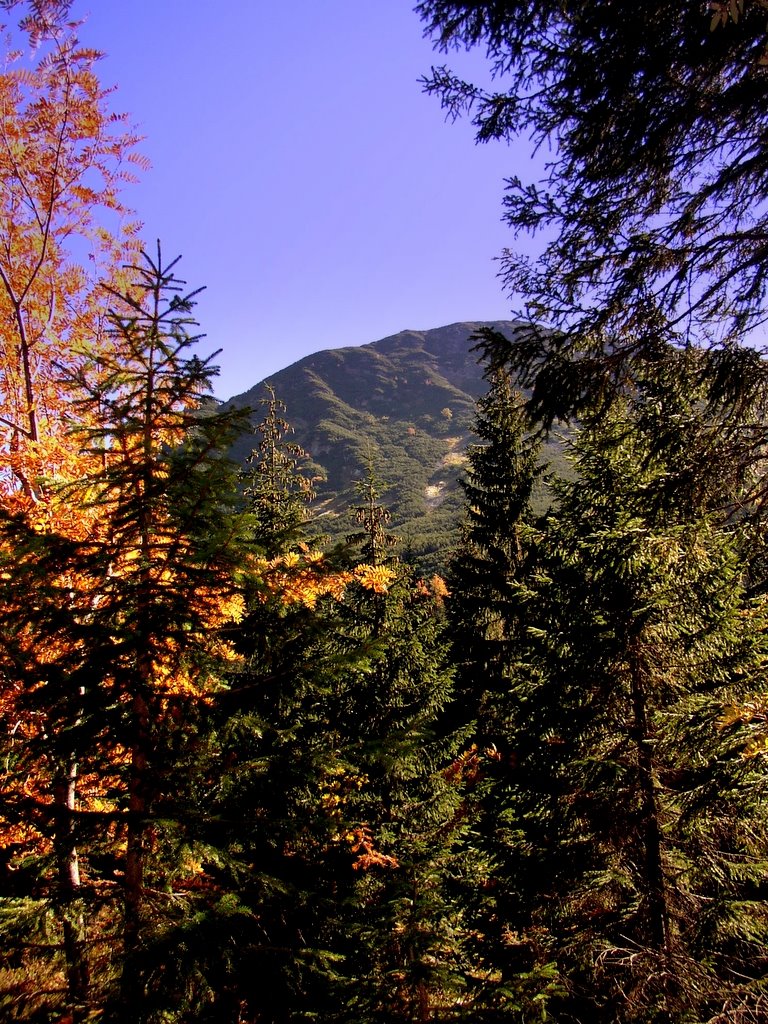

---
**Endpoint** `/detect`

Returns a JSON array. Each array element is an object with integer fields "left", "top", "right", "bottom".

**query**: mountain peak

[{"left": 226, "top": 321, "right": 520, "bottom": 572}]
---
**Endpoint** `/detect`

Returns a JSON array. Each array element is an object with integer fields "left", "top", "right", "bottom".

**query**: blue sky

[{"left": 70, "top": 1, "right": 533, "bottom": 399}]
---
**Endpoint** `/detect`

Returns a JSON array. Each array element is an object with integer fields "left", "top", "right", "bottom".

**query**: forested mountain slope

[{"left": 225, "top": 321, "right": 523, "bottom": 568}]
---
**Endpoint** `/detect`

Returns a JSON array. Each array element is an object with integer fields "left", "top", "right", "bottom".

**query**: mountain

[{"left": 224, "top": 321, "right": 521, "bottom": 572}]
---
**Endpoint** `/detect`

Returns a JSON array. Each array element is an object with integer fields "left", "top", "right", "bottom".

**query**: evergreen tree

[
  {"left": 0, "top": 513, "right": 102, "bottom": 1020},
  {"left": 67, "top": 245, "right": 249, "bottom": 1019},
  {"left": 448, "top": 368, "right": 542, "bottom": 733},
  {"left": 504, "top": 360, "right": 768, "bottom": 1023},
  {"left": 0, "top": 245, "right": 250, "bottom": 1022},
  {"left": 190, "top": 464, "right": 481, "bottom": 1023},
  {"left": 446, "top": 352, "right": 768, "bottom": 1021},
  {"left": 417, "top": 1, "right": 768, "bottom": 421},
  {"left": 346, "top": 461, "right": 400, "bottom": 568},
  {"left": 447, "top": 368, "right": 565, "bottom": 1021},
  {"left": 140, "top": 394, "right": 356, "bottom": 1023},
  {"left": 242, "top": 383, "right": 317, "bottom": 556},
  {"left": 330, "top": 484, "right": 478, "bottom": 1023}
]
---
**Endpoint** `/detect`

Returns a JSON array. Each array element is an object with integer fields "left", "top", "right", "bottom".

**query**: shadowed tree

[
  {"left": 476, "top": 357, "right": 768, "bottom": 1022},
  {"left": 418, "top": 1, "right": 768, "bottom": 429}
]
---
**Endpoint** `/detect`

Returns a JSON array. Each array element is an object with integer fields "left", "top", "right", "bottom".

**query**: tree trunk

[
  {"left": 120, "top": 688, "right": 151, "bottom": 1013},
  {"left": 53, "top": 755, "right": 90, "bottom": 1015},
  {"left": 628, "top": 640, "right": 670, "bottom": 952}
]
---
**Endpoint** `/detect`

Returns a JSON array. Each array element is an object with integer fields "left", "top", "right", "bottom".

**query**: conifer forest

[{"left": 3, "top": 1, "right": 768, "bottom": 1022}]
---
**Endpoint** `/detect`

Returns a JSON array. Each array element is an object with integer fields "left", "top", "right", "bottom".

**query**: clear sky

[{"left": 69, "top": 1, "right": 532, "bottom": 399}]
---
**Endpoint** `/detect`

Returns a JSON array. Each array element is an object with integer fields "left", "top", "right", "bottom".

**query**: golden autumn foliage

[
  {"left": 353, "top": 563, "right": 396, "bottom": 594},
  {"left": 1, "top": 1, "right": 73, "bottom": 47},
  {"left": 0, "top": 22, "right": 147, "bottom": 888},
  {"left": 0, "top": 28, "right": 143, "bottom": 510},
  {"left": 320, "top": 761, "right": 368, "bottom": 820},
  {"left": 253, "top": 548, "right": 352, "bottom": 607},
  {"left": 718, "top": 697, "right": 768, "bottom": 758},
  {"left": 0, "top": 8, "right": 477, "bottom": 1022},
  {"left": 252, "top": 546, "right": 398, "bottom": 609}
]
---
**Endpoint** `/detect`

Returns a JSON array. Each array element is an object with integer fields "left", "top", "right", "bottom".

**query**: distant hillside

[{"left": 224, "top": 321, "right": 521, "bottom": 572}]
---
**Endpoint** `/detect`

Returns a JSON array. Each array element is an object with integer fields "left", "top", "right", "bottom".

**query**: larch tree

[{"left": 0, "top": 6, "right": 143, "bottom": 1018}]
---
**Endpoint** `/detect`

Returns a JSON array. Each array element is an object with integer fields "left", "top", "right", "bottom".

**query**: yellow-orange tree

[
  {"left": 0, "top": 17, "right": 143, "bottom": 508},
  {"left": 0, "top": 10, "right": 145, "bottom": 1018}
]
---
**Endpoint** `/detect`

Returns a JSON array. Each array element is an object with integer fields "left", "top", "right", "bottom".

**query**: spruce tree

[
  {"left": 417, "top": 1, "right": 768, "bottom": 421},
  {"left": 446, "top": 353, "right": 768, "bottom": 1021},
  {"left": 192, "top": 464, "right": 477, "bottom": 1023},
  {"left": 506, "top": 358, "right": 768, "bottom": 1023},
  {"left": 346, "top": 461, "right": 400, "bottom": 568},
  {"left": 143, "top": 394, "right": 356, "bottom": 1023},
  {"left": 329, "top": 481, "right": 478, "bottom": 1023},
  {"left": 65, "top": 244, "right": 250, "bottom": 1019},
  {"left": 0, "top": 514, "right": 102, "bottom": 1020},
  {"left": 0, "top": 245, "right": 250, "bottom": 1022},
  {"left": 242, "top": 383, "right": 317, "bottom": 556},
  {"left": 447, "top": 368, "right": 566, "bottom": 1021},
  {"left": 448, "top": 368, "right": 542, "bottom": 734}
]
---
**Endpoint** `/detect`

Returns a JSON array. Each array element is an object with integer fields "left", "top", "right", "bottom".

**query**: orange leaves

[
  {"left": 709, "top": 0, "right": 745, "bottom": 30},
  {"left": 346, "top": 825, "right": 399, "bottom": 872},
  {"left": 353, "top": 563, "right": 396, "bottom": 594},
  {"left": 253, "top": 548, "right": 353, "bottom": 608},
  {"left": 414, "top": 573, "right": 450, "bottom": 606},
  {"left": 252, "top": 550, "right": 401, "bottom": 609},
  {"left": 718, "top": 701, "right": 763, "bottom": 730},
  {"left": 444, "top": 745, "right": 483, "bottom": 787},
  {"left": 0, "top": 818, "right": 46, "bottom": 851},
  {"left": 0, "top": 24, "right": 142, "bottom": 503}
]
